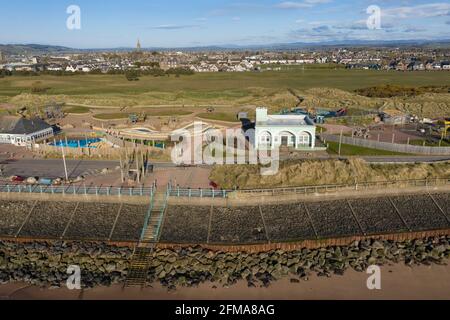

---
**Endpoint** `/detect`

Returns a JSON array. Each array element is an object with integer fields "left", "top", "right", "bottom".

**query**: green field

[
  {"left": 93, "top": 113, "right": 129, "bottom": 120},
  {"left": 145, "top": 109, "right": 193, "bottom": 117},
  {"left": 1, "top": 69, "right": 449, "bottom": 101},
  {"left": 327, "top": 141, "right": 409, "bottom": 156},
  {"left": 197, "top": 112, "right": 240, "bottom": 122},
  {"left": 64, "top": 105, "right": 90, "bottom": 114}
]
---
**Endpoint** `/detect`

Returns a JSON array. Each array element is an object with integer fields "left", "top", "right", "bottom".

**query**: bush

[{"left": 125, "top": 69, "right": 140, "bottom": 81}]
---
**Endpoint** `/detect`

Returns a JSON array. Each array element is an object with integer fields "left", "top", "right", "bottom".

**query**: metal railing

[
  {"left": 322, "top": 133, "right": 450, "bottom": 155},
  {"left": 0, "top": 183, "right": 154, "bottom": 197},
  {"left": 234, "top": 178, "right": 450, "bottom": 197},
  {"left": 140, "top": 187, "right": 156, "bottom": 241},
  {"left": 168, "top": 186, "right": 229, "bottom": 198},
  {"left": 167, "top": 178, "right": 449, "bottom": 199}
]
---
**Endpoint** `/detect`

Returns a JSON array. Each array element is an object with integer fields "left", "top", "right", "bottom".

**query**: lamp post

[{"left": 60, "top": 140, "right": 69, "bottom": 182}]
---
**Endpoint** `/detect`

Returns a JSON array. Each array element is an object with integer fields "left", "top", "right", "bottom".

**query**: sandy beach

[{"left": 0, "top": 262, "right": 449, "bottom": 300}]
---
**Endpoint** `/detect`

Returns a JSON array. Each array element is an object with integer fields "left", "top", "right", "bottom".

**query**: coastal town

[{"left": 1, "top": 43, "right": 450, "bottom": 75}]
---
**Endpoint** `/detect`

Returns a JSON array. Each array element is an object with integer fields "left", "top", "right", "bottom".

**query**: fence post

[
  {"left": 51, "top": 185, "right": 54, "bottom": 194},
  {"left": 118, "top": 187, "right": 122, "bottom": 197},
  {"left": 95, "top": 186, "right": 98, "bottom": 196},
  {"left": 140, "top": 186, "right": 143, "bottom": 196}
]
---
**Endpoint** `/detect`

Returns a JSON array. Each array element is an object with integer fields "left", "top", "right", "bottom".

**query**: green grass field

[
  {"left": 145, "top": 109, "right": 193, "bottom": 117},
  {"left": 327, "top": 141, "right": 410, "bottom": 156},
  {"left": 64, "top": 105, "right": 90, "bottom": 114},
  {"left": 197, "top": 112, "right": 240, "bottom": 122},
  {"left": 1, "top": 69, "right": 448, "bottom": 100},
  {"left": 93, "top": 113, "right": 129, "bottom": 120}
]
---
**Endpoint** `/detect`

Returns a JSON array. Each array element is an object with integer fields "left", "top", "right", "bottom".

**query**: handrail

[
  {"left": 140, "top": 186, "right": 156, "bottom": 241},
  {"left": 0, "top": 183, "right": 154, "bottom": 197},
  {"left": 168, "top": 178, "right": 450, "bottom": 198},
  {"left": 154, "top": 189, "right": 169, "bottom": 241}
]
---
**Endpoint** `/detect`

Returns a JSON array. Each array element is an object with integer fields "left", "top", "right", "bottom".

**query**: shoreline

[{"left": 1, "top": 262, "right": 449, "bottom": 300}]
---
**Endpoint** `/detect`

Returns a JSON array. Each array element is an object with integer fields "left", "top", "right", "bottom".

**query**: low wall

[
  {"left": 322, "top": 134, "right": 450, "bottom": 155},
  {"left": 156, "top": 228, "right": 450, "bottom": 252}
]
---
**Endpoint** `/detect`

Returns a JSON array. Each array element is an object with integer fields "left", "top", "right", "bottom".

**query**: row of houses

[{"left": 387, "top": 60, "right": 450, "bottom": 71}]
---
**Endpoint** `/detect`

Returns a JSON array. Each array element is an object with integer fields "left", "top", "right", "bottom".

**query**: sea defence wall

[
  {"left": 0, "top": 189, "right": 448, "bottom": 245},
  {"left": 1, "top": 236, "right": 449, "bottom": 289},
  {"left": 0, "top": 189, "right": 449, "bottom": 289}
]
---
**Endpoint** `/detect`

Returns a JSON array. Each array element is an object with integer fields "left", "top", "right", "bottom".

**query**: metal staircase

[
  {"left": 125, "top": 185, "right": 169, "bottom": 287},
  {"left": 125, "top": 245, "right": 153, "bottom": 287},
  {"left": 141, "top": 191, "right": 167, "bottom": 242}
]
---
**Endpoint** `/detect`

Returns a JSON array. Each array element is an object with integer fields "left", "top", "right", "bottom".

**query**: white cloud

[
  {"left": 152, "top": 24, "right": 200, "bottom": 30},
  {"left": 383, "top": 3, "right": 450, "bottom": 19},
  {"left": 276, "top": 0, "right": 332, "bottom": 9},
  {"left": 232, "top": 17, "right": 241, "bottom": 21}
]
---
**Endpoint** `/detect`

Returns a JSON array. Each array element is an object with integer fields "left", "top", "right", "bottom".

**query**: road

[
  {"left": 0, "top": 159, "right": 120, "bottom": 179},
  {"left": 0, "top": 155, "right": 448, "bottom": 180}
]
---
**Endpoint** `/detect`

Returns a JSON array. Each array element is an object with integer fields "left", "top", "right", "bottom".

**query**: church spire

[{"left": 136, "top": 38, "right": 141, "bottom": 52}]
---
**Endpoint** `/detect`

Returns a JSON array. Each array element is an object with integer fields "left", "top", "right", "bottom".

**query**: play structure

[
  {"left": 440, "top": 118, "right": 450, "bottom": 139},
  {"left": 280, "top": 107, "right": 348, "bottom": 123}
]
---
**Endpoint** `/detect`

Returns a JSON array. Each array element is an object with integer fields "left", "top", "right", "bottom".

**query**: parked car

[
  {"left": 10, "top": 175, "right": 25, "bottom": 182},
  {"left": 38, "top": 178, "right": 53, "bottom": 186},
  {"left": 209, "top": 181, "right": 219, "bottom": 189}
]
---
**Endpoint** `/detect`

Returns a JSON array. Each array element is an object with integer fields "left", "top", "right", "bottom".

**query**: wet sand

[{"left": 1, "top": 263, "right": 449, "bottom": 300}]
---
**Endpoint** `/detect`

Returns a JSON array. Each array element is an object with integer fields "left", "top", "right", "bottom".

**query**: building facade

[
  {"left": 0, "top": 116, "right": 54, "bottom": 146},
  {"left": 254, "top": 107, "right": 316, "bottom": 150}
]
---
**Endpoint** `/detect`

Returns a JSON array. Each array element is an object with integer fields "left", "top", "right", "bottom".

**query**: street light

[{"left": 60, "top": 140, "right": 69, "bottom": 182}]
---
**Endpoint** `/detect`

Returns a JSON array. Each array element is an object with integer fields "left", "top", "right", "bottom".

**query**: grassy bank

[{"left": 209, "top": 158, "right": 450, "bottom": 189}]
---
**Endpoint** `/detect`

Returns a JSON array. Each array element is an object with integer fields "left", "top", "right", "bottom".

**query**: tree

[{"left": 125, "top": 69, "right": 140, "bottom": 81}]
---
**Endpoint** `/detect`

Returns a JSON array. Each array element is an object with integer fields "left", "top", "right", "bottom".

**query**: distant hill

[
  {"left": 1, "top": 39, "right": 450, "bottom": 54},
  {"left": 0, "top": 44, "right": 74, "bottom": 55}
]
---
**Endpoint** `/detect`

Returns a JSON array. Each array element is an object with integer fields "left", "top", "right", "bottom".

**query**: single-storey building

[
  {"left": 254, "top": 107, "right": 316, "bottom": 150},
  {"left": 0, "top": 116, "right": 54, "bottom": 146}
]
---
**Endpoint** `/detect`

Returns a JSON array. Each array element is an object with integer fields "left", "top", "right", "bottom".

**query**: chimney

[{"left": 256, "top": 107, "right": 268, "bottom": 122}]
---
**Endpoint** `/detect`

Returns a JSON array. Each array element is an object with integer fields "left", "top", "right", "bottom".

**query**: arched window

[
  {"left": 298, "top": 132, "right": 311, "bottom": 146},
  {"left": 260, "top": 131, "right": 272, "bottom": 146}
]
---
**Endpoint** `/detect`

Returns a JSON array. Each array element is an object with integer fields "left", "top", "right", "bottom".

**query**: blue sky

[{"left": 0, "top": 0, "right": 449, "bottom": 48}]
